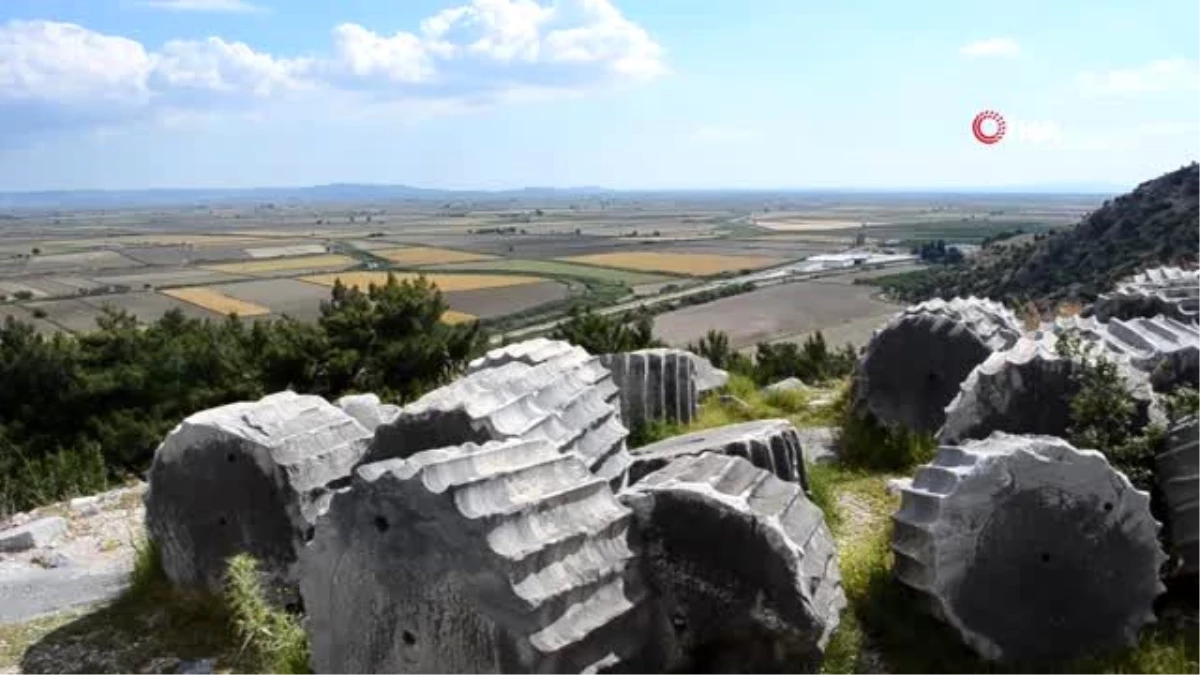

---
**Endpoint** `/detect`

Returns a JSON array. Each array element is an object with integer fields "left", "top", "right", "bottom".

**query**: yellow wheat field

[
  {"left": 162, "top": 287, "right": 271, "bottom": 317},
  {"left": 562, "top": 252, "right": 783, "bottom": 277},
  {"left": 374, "top": 247, "right": 496, "bottom": 266},
  {"left": 440, "top": 310, "right": 478, "bottom": 325},
  {"left": 300, "top": 271, "right": 544, "bottom": 292},
  {"left": 204, "top": 254, "right": 355, "bottom": 275}
]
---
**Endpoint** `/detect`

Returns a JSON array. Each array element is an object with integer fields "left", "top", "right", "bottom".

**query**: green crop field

[{"left": 433, "top": 258, "right": 681, "bottom": 285}]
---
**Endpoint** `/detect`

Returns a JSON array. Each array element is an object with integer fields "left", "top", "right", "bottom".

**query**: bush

[
  {"left": 225, "top": 555, "right": 310, "bottom": 674},
  {"left": 835, "top": 390, "right": 936, "bottom": 471}
]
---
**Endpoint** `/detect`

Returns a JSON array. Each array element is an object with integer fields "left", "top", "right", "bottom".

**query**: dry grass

[
  {"left": 300, "top": 271, "right": 543, "bottom": 292},
  {"left": 440, "top": 310, "right": 478, "bottom": 324},
  {"left": 374, "top": 246, "right": 496, "bottom": 266},
  {"left": 116, "top": 235, "right": 266, "bottom": 247},
  {"left": 562, "top": 251, "right": 783, "bottom": 276},
  {"left": 161, "top": 287, "right": 271, "bottom": 317},
  {"left": 204, "top": 254, "right": 355, "bottom": 275}
]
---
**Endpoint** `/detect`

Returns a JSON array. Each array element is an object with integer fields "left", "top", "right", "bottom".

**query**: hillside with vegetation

[{"left": 871, "top": 163, "right": 1199, "bottom": 308}]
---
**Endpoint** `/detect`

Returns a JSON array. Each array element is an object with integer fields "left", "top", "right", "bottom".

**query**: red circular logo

[{"left": 972, "top": 110, "right": 1006, "bottom": 144}]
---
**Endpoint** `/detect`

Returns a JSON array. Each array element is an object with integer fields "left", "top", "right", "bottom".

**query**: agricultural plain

[{"left": 0, "top": 189, "right": 1102, "bottom": 343}]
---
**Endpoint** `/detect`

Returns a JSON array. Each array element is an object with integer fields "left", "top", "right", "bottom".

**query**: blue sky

[{"left": 0, "top": 0, "right": 1196, "bottom": 191}]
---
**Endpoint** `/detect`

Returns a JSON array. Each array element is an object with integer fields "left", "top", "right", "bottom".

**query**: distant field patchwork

[
  {"left": 301, "top": 271, "right": 544, "bottom": 293},
  {"left": 434, "top": 258, "right": 678, "bottom": 285},
  {"left": 205, "top": 254, "right": 356, "bottom": 275},
  {"left": 374, "top": 246, "right": 496, "bottom": 266},
  {"left": 562, "top": 252, "right": 784, "bottom": 277},
  {"left": 162, "top": 287, "right": 271, "bottom": 317},
  {"left": 440, "top": 310, "right": 477, "bottom": 325}
]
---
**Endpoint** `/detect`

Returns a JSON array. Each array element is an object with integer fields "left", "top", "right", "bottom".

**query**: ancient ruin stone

[
  {"left": 621, "top": 452, "right": 845, "bottom": 673},
  {"left": 599, "top": 349, "right": 700, "bottom": 429},
  {"left": 300, "top": 438, "right": 653, "bottom": 674},
  {"left": 626, "top": 419, "right": 809, "bottom": 488},
  {"left": 938, "top": 321, "right": 1167, "bottom": 444},
  {"left": 853, "top": 297, "right": 1022, "bottom": 433},
  {"left": 0, "top": 517, "right": 67, "bottom": 553},
  {"left": 689, "top": 354, "right": 730, "bottom": 393},
  {"left": 146, "top": 391, "right": 370, "bottom": 599},
  {"left": 1158, "top": 416, "right": 1199, "bottom": 577},
  {"left": 335, "top": 393, "right": 400, "bottom": 432},
  {"left": 1050, "top": 314, "right": 1199, "bottom": 390},
  {"left": 1090, "top": 266, "right": 1200, "bottom": 324},
  {"left": 369, "top": 339, "right": 632, "bottom": 487},
  {"left": 892, "top": 434, "right": 1165, "bottom": 664}
]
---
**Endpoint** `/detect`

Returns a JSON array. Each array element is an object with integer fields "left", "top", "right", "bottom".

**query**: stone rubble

[
  {"left": 1157, "top": 416, "right": 1199, "bottom": 577},
  {"left": 301, "top": 437, "right": 652, "bottom": 674},
  {"left": 1089, "top": 266, "right": 1200, "bottom": 324},
  {"left": 626, "top": 419, "right": 809, "bottom": 488},
  {"left": 599, "top": 349, "right": 700, "bottom": 429},
  {"left": 370, "top": 339, "right": 634, "bottom": 488},
  {"left": 145, "top": 390, "right": 371, "bottom": 601},
  {"left": 334, "top": 392, "right": 400, "bottom": 432},
  {"left": 622, "top": 452, "right": 846, "bottom": 672},
  {"left": 892, "top": 433, "right": 1165, "bottom": 664},
  {"left": 852, "top": 297, "right": 1022, "bottom": 433},
  {"left": 0, "top": 517, "right": 67, "bottom": 554}
]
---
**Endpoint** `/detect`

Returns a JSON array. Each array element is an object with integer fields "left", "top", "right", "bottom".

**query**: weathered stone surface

[
  {"left": 1050, "top": 314, "right": 1199, "bottom": 390},
  {"left": 853, "top": 297, "right": 1022, "bottom": 433},
  {"left": 335, "top": 393, "right": 400, "bottom": 432},
  {"left": 794, "top": 426, "right": 839, "bottom": 465},
  {"left": 370, "top": 339, "right": 632, "bottom": 487},
  {"left": 0, "top": 517, "right": 67, "bottom": 553},
  {"left": 1090, "top": 266, "right": 1200, "bottom": 324},
  {"left": 626, "top": 419, "right": 809, "bottom": 489},
  {"left": 599, "top": 349, "right": 700, "bottom": 428},
  {"left": 621, "top": 453, "right": 845, "bottom": 672},
  {"left": 689, "top": 354, "right": 730, "bottom": 393},
  {"left": 1158, "top": 416, "right": 1199, "bottom": 577},
  {"left": 145, "top": 391, "right": 371, "bottom": 599},
  {"left": 892, "top": 433, "right": 1165, "bottom": 664},
  {"left": 938, "top": 323, "right": 1162, "bottom": 444},
  {"left": 301, "top": 438, "right": 653, "bottom": 674},
  {"left": 765, "top": 377, "right": 809, "bottom": 393}
]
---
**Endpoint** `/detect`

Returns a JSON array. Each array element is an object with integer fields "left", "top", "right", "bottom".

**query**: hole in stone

[
  {"left": 402, "top": 631, "right": 416, "bottom": 646},
  {"left": 374, "top": 516, "right": 389, "bottom": 533},
  {"left": 1103, "top": 502, "right": 1113, "bottom": 512},
  {"left": 1040, "top": 552, "right": 1050, "bottom": 563},
  {"left": 218, "top": 516, "right": 228, "bottom": 526},
  {"left": 226, "top": 452, "right": 236, "bottom": 463},
  {"left": 304, "top": 526, "right": 315, "bottom": 542}
]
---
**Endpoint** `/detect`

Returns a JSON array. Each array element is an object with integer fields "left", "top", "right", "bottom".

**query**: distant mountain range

[{"left": 0, "top": 181, "right": 1130, "bottom": 211}]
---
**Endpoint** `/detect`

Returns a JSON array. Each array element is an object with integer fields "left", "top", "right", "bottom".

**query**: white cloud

[
  {"left": 0, "top": 0, "right": 666, "bottom": 136},
  {"left": 1078, "top": 59, "right": 1199, "bottom": 95},
  {"left": 959, "top": 38, "right": 1020, "bottom": 58},
  {"left": 137, "top": 0, "right": 265, "bottom": 13},
  {"left": 690, "top": 124, "right": 755, "bottom": 143}
]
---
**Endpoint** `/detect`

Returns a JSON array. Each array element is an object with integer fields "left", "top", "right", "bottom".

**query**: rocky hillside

[{"left": 880, "top": 163, "right": 1199, "bottom": 307}]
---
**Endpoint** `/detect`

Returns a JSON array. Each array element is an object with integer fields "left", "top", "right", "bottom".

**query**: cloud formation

[
  {"left": 959, "top": 38, "right": 1020, "bottom": 58},
  {"left": 0, "top": 0, "right": 665, "bottom": 135},
  {"left": 1078, "top": 59, "right": 1198, "bottom": 95}
]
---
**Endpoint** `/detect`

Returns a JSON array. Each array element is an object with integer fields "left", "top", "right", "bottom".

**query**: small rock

[
  {"left": 719, "top": 394, "right": 752, "bottom": 411},
  {"left": 176, "top": 658, "right": 216, "bottom": 674},
  {"left": 69, "top": 496, "right": 102, "bottom": 517},
  {"left": 886, "top": 478, "right": 912, "bottom": 496},
  {"left": 795, "top": 426, "right": 839, "bottom": 465},
  {"left": 139, "top": 657, "right": 181, "bottom": 674},
  {"left": 765, "top": 377, "right": 809, "bottom": 393},
  {"left": 0, "top": 516, "right": 67, "bottom": 553},
  {"left": 32, "top": 551, "right": 72, "bottom": 569}
]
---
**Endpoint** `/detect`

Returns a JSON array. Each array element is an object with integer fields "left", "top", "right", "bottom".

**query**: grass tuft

[{"left": 225, "top": 554, "right": 311, "bottom": 674}]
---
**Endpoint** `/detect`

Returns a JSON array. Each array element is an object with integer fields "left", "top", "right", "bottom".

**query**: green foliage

[
  {"left": 835, "top": 391, "right": 936, "bottom": 471},
  {"left": 627, "top": 418, "right": 685, "bottom": 448},
  {"left": 0, "top": 273, "right": 486, "bottom": 514},
  {"left": 753, "top": 332, "right": 857, "bottom": 386},
  {"left": 1056, "top": 331, "right": 1160, "bottom": 491},
  {"left": 225, "top": 555, "right": 311, "bottom": 674},
  {"left": 1165, "top": 386, "right": 1199, "bottom": 425},
  {"left": 550, "top": 307, "right": 662, "bottom": 354}
]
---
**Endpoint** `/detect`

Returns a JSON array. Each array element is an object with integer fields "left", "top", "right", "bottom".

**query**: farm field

[
  {"left": 653, "top": 276, "right": 901, "bottom": 349},
  {"left": 204, "top": 254, "right": 356, "bottom": 275},
  {"left": 301, "top": 271, "right": 545, "bottom": 292},
  {"left": 373, "top": 246, "right": 496, "bottom": 266},
  {"left": 433, "top": 258, "right": 678, "bottom": 286},
  {"left": 0, "top": 189, "right": 1102, "bottom": 339},
  {"left": 162, "top": 287, "right": 271, "bottom": 317},
  {"left": 562, "top": 251, "right": 784, "bottom": 276}
]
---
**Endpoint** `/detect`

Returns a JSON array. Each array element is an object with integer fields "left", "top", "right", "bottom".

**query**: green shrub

[
  {"left": 0, "top": 442, "right": 108, "bottom": 518},
  {"left": 225, "top": 555, "right": 310, "bottom": 674},
  {"left": 627, "top": 419, "right": 683, "bottom": 448},
  {"left": 761, "top": 387, "right": 809, "bottom": 414},
  {"left": 835, "top": 390, "right": 936, "bottom": 471}
]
